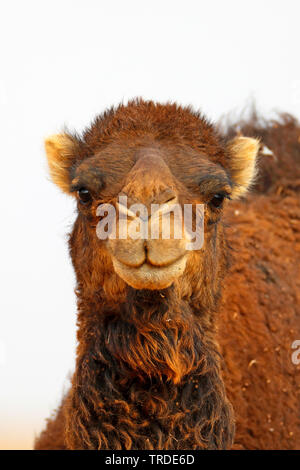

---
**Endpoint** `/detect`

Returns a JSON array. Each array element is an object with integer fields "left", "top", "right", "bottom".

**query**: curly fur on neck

[{"left": 64, "top": 286, "right": 234, "bottom": 449}]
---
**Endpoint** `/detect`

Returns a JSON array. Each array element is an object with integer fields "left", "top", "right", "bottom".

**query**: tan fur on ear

[
  {"left": 45, "top": 134, "right": 78, "bottom": 193},
  {"left": 226, "top": 136, "right": 260, "bottom": 199}
]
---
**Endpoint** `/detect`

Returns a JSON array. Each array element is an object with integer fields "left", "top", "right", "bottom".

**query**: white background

[{"left": 0, "top": 0, "right": 299, "bottom": 449}]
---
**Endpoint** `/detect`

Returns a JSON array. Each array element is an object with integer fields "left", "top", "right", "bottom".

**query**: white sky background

[{"left": 0, "top": 0, "right": 299, "bottom": 449}]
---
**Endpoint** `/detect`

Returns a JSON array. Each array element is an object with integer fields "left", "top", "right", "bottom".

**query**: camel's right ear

[{"left": 45, "top": 133, "right": 79, "bottom": 194}]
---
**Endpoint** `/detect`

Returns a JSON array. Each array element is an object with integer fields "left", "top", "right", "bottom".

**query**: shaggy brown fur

[
  {"left": 35, "top": 100, "right": 300, "bottom": 450},
  {"left": 219, "top": 112, "right": 300, "bottom": 449}
]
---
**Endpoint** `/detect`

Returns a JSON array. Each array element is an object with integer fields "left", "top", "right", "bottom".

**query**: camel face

[
  {"left": 45, "top": 100, "right": 259, "bottom": 296},
  {"left": 69, "top": 139, "right": 234, "bottom": 291},
  {"left": 108, "top": 151, "right": 189, "bottom": 290},
  {"left": 101, "top": 146, "right": 231, "bottom": 290}
]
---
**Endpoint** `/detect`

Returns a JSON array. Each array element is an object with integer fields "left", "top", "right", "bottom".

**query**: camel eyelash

[
  {"left": 207, "top": 192, "right": 231, "bottom": 209},
  {"left": 70, "top": 182, "right": 88, "bottom": 193}
]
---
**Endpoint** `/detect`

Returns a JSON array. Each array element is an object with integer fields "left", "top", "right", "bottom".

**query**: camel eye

[
  {"left": 78, "top": 188, "right": 92, "bottom": 204},
  {"left": 209, "top": 193, "right": 225, "bottom": 208}
]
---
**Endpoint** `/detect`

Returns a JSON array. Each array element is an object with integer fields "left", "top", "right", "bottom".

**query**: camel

[{"left": 35, "top": 100, "right": 300, "bottom": 450}]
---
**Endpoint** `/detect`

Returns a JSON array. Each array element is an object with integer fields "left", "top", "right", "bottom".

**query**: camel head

[{"left": 45, "top": 100, "right": 259, "bottom": 304}]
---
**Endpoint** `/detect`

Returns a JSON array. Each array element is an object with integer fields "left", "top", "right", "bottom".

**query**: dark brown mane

[{"left": 63, "top": 286, "right": 233, "bottom": 449}]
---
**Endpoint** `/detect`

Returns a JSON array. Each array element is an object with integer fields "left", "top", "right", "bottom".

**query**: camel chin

[{"left": 112, "top": 255, "right": 188, "bottom": 290}]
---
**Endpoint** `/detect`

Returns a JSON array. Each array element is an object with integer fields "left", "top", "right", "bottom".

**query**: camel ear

[
  {"left": 226, "top": 136, "right": 260, "bottom": 199},
  {"left": 45, "top": 133, "right": 79, "bottom": 194}
]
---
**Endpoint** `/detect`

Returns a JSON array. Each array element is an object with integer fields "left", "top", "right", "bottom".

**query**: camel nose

[
  {"left": 151, "top": 187, "right": 177, "bottom": 206},
  {"left": 120, "top": 150, "right": 177, "bottom": 208}
]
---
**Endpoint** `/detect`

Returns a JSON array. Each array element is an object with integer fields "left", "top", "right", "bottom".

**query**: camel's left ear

[
  {"left": 226, "top": 136, "right": 260, "bottom": 199},
  {"left": 45, "top": 133, "right": 80, "bottom": 194}
]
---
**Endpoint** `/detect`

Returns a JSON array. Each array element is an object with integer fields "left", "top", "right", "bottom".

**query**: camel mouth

[{"left": 112, "top": 254, "right": 188, "bottom": 290}]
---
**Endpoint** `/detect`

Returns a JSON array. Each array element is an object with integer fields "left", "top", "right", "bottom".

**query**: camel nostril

[
  {"left": 144, "top": 241, "right": 148, "bottom": 256},
  {"left": 157, "top": 188, "right": 177, "bottom": 206},
  {"left": 165, "top": 196, "right": 177, "bottom": 204}
]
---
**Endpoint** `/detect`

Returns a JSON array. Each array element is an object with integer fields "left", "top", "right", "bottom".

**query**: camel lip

[
  {"left": 113, "top": 253, "right": 187, "bottom": 270},
  {"left": 111, "top": 254, "right": 188, "bottom": 290}
]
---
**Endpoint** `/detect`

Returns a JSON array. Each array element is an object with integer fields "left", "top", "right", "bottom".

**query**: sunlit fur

[
  {"left": 225, "top": 136, "right": 259, "bottom": 198},
  {"left": 219, "top": 111, "right": 300, "bottom": 449},
  {"left": 35, "top": 101, "right": 300, "bottom": 450},
  {"left": 45, "top": 133, "right": 80, "bottom": 193}
]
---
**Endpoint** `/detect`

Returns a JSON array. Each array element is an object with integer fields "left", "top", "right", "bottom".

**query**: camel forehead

[{"left": 83, "top": 100, "right": 222, "bottom": 152}]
